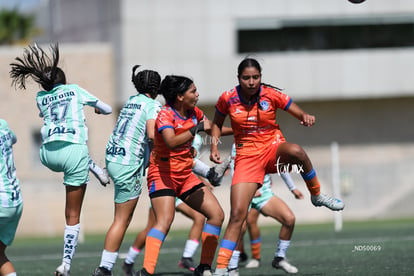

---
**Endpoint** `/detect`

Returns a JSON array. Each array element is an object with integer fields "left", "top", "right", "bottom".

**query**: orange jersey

[
  {"left": 150, "top": 104, "right": 205, "bottom": 173},
  {"left": 215, "top": 85, "right": 291, "bottom": 156}
]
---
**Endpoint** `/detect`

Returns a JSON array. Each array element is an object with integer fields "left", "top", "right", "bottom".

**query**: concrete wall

[{"left": 120, "top": 0, "right": 414, "bottom": 104}]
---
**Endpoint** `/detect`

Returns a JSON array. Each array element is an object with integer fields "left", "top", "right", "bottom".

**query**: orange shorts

[
  {"left": 232, "top": 139, "right": 285, "bottom": 186},
  {"left": 147, "top": 164, "right": 202, "bottom": 198}
]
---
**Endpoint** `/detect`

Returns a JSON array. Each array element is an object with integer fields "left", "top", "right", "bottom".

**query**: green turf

[{"left": 8, "top": 218, "right": 414, "bottom": 275}]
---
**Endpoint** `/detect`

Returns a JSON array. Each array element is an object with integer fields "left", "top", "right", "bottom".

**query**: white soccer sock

[
  {"left": 275, "top": 239, "right": 291, "bottom": 258},
  {"left": 182, "top": 239, "right": 199, "bottom": 258},
  {"left": 62, "top": 223, "right": 80, "bottom": 268},
  {"left": 192, "top": 159, "right": 210, "bottom": 178},
  {"left": 228, "top": 250, "right": 240, "bottom": 270},
  {"left": 99, "top": 249, "right": 119, "bottom": 271},
  {"left": 4, "top": 273, "right": 17, "bottom": 276},
  {"left": 125, "top": 246, "right": 141, "bottom": 265}
]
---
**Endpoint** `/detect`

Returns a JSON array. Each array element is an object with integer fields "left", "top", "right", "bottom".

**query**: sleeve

[
  {"left": 214, "top": 92, "right": 229, "bottom": 116},
  {"left": 157, "top": 108, "right": 174, "bottom": 133},
  {"left": 273, "top": 90, "right": 292, "bottom": 111},
  {"left": 280, "top": 172, "right": 296, "bottom": 191},
  {"left": 76, "top": 85, "right": 100, "bottom": 106},
  {"left": 147, "top": 100, "right": 162, "bottom": 121},
  {"left": 93, "top": 100, "right": 112, "bottom": 114}
]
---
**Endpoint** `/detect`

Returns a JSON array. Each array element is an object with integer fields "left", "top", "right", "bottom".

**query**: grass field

[{"left": 8, "top": 218, "right": 414, "bottom": 275}]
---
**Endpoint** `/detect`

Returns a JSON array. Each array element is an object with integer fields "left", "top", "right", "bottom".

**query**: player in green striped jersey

[
  {"left": 0, "top": 119, "right": 22, "bottom": 276},
  {"left": 10, "top": 43, "right": 112, "bottom": 276},
  {"left": 92, "top": 66, "right": 162, "bottom": 276}
]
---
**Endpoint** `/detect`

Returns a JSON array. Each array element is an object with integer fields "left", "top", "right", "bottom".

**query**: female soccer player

[
  {"left": 210, "top": 58, "right": 345, "bottom": 275},
  {"left": 137, "top": 75, "right": 225, "bottom": 276},
  {"left": 92, "top": 66, "right": 162, "bottom": 276},
  {"left": 0, "top": 119, "right": 23, "bottom": 276},
  {"left": 227, "top": 144, "right": 304, "bottom": 275},
  {"left": 10, "top": 43, "right": 112, "bottom": 276},
  {"left": 122, "top": 133, "right": 231, "bottom": 275},
  {"left": 122, "top": 198, "right": 206, "bottom": 275}
]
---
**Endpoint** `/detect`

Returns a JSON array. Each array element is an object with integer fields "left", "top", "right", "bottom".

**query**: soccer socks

[
  {"left": 62, "top": 223, "right": 80, "bottom": 268},
  {"left": 228, "top": 250, "right": 240, "bottom": 270},
  {"left": 182, "top": 239, "right": 200, "bottom": 258},
  {"left": 275, "top": 239, "right": 291, "bottom": 258},
  {"left": 99, "top": 250, "right": 119, "bottom": 271},
  {"left": 216, "top": 239, "right": 237, "bottom": 269},
  {"left": 143, "top": 228, "right": 166, "bottom": 274},
  {"left": 301, "top": 168, "right": 320, "bottom": 196},
  {"left": 250, "top": 237, "right": 262, "bottom": 260},
  {"left": 192, "top": 159, "right": 210, "bottom": 178},
  {"left": 199, "top": 223, "right": 221, "bottom": 265},
  {"left": 125, "top": 246, "right": 141, "bottom": 265}
]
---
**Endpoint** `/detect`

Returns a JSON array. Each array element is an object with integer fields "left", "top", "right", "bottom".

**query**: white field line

[{"left": 12, "top": 235, "right": 414, "bottom": 262}]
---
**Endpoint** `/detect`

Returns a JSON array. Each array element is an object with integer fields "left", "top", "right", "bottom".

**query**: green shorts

[
  {"left": 0, "top": 203, "right": 23, "bottom": 246},
  {"left": 251, "top": 189, "right": 274, "bottom": 211},
  {"left": 40, "top": 141, "right": 89, "bottom": 186},
  {"left": 106, "top": 160, "right": 143, "bottom": 204}
]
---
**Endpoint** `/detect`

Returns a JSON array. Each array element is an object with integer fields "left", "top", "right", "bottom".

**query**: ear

[{"left": 177, "top": 93, "right": 184, "bottom": 102}]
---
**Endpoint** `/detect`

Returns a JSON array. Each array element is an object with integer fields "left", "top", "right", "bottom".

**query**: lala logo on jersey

[
  {"left": 259, "top": 100, "right": 269, "bottom": 111},
  {"left": 176, "top": 124, "right": 183, "bottom": 129}
]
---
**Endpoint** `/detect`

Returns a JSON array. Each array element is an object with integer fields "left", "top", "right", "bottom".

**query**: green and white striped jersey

[
  {"left": 36, "top": 84, "right": 99, "bottom": 145},
  {"left": 0, "top": 119, "right": 22, "bottom": 208},
  {"left": 106, "top": 94, "right": 161, "bottom": 166}
]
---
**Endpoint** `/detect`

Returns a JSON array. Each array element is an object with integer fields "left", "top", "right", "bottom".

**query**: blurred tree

[{"left": 0, "top": 8, "right": 40, "bottom": 45}]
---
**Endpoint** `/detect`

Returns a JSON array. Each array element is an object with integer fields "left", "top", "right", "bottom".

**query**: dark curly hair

[
  {"left": 159, "top": 75, "right": 193, "bottom": 105},
  {"left": 131, "top": 65, "right": 161, "bottom": 99},
  {"left": 10, "top": 43, "right": 66, "bottom": 91}
]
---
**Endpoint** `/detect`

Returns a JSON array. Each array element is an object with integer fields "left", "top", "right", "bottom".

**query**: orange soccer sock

[
  {"left": 216, "top": 239, "right": 237, "bottom": 269},
  {"left": 250, "top": 238, "right": 261, "bottom": 260},
  {"left": 301, "top": 168, "right": 321, "bottom": 196},
  {"left": 199, "top": 223, "right": 221, "bottom": 265},
  {"left": 142, "top": 228, "right": 166, "bottom": 274}
]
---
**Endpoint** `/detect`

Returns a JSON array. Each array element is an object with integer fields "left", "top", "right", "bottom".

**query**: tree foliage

[{"left": 0, "top": 8, "right": 38, "bottom": 45}]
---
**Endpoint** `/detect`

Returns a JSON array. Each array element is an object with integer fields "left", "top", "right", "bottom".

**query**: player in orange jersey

[
  {"left": 137, "top": 75, "right": 225, "bottom": 276},
  {"left": 210, "top": 58, "right": 344, "bottom": 275}
]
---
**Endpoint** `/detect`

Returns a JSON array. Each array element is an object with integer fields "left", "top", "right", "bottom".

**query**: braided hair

[
  {"left": 159, "top": 75, "right": 193, "bottom": 105},
  {"left": 131, "top": 65, "right": 161, "bottom": 99},
  {"left": 10, "top": 43, "right": 66, "bottom": 91}
]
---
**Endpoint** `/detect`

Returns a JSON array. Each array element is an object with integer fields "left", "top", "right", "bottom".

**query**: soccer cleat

[
  {"left": 55, "top": 263, "right": 70, "bottom": 276},
  {"left": 212, "top": 268, "right": 228, "bottom": 276},
  {"left": 272, "top": 257, "right": 298, "bottom": 274},
  {"left": 179, "top": 257, "right": 196, "bottom": 271},
  {"left": 122, "top": 261, "right": 135, "bottom": 276},
  {"left": 194, "top": 264, "right": 213, "bottom": 276},
  {"left": 135, "top": 268, "right": 152, "bottom": 276},
  {"left": 239, "top": 252, "right": 248, "bottom": 264},
  {"left": 245, "top": 258, "right": 260, "bottom": 268},
  {"left": 228, "top": 267, "right": 239, "bottom": 276},
  {"left": 207, "top": 156, "right": 231, "bottom": 186},
  {"left": 92, "top": 267, "right": 112, "bottom": 276},
  {"left": 311, "top": 194, "right": 345, "bottom": 211}
]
